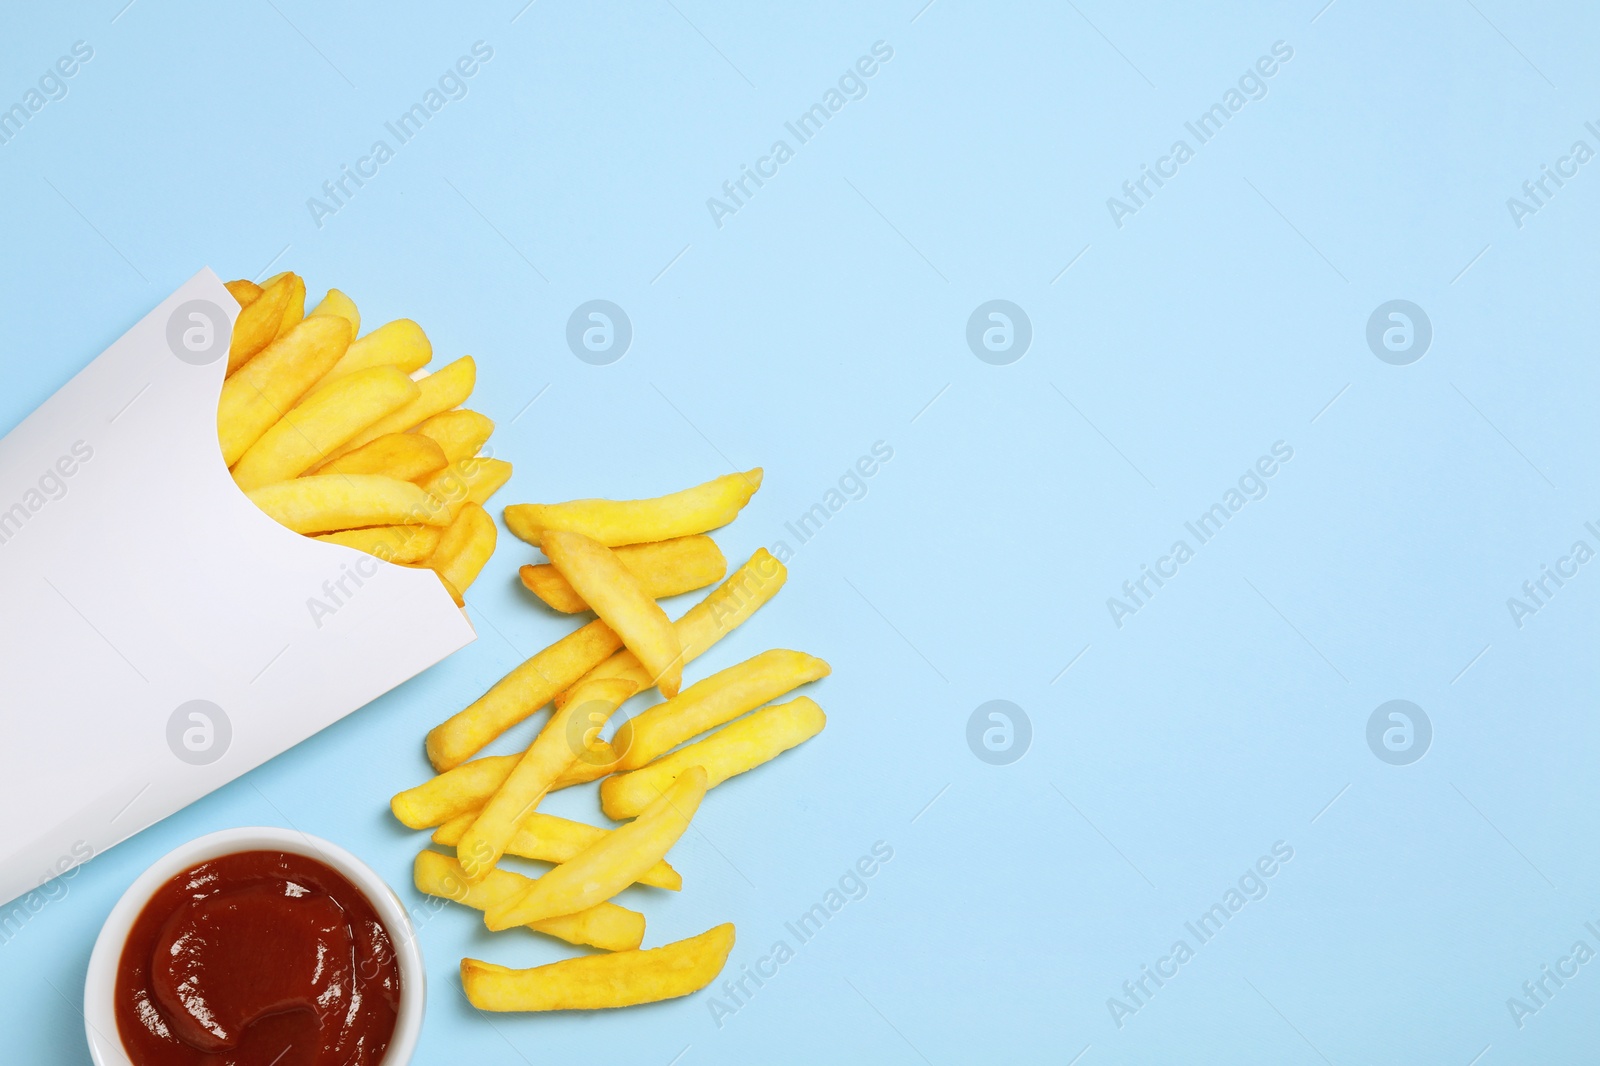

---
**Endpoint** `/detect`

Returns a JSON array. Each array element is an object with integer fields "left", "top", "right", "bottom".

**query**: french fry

[
  {"left": 309, "top": 287, "right": 360, "bottom": 335},
  {"left": 457, "top": 675, "right": 630, "bottom": 877},
  {"left": 430, "top": 503, "right": 496, "bottom": 597},
  {"left": 486, "top": 767, "right": 708, "bottom": 930},
  {"left": 261, "top": 270, "right": 307, "bottom": 339},
  {"left": 314, "top": 524, "right": 441, "bottom": 564},
  {"left": 461, "top": 923, "right": 735, "bottom": 1011},
  {"left": 456, "top": 678, "right": 636, "bottom": 882},
  {"left": 224, "top": 274, "right": 294, "bottom": 375},
  {"left": 612, "top": 649, "right": 829, "bottom": 772},
  {"left": 324, "top": 355, "right": 475, "bottom": 463},
  {"left": 425, "top": 619, "right": 624, "bottom": 771},
  {"left": 224, "top": 279, "right": 263, "bottom": 307},
  {"left": 413, "top": 409, "right": 495, "bottom": 464},
  {"left": 230, "top": 366, "right": 419, "bottom": 490},
  {"left": 314, "top": 432, "right": 448, "bottom": 482},
  {"left": 543, "top": 531, "right": 683, "bottom": 698},
  {"left": 393, "top": 749, "right": 624, "bottom": 829},
  {"left": 320, "top": 318, "right": 432, "bottom": 384},
  {"left": 246, "top": 474, "right": 448, "bottom": 535},
  {"left": 601, "top": 698, "right": 825, "bottom": 819},
  {"left": 421, "top": 456, "right": 513, "bottom": 523},
  {"left": 432, "top": 811, "right": 681, "bottom": 890},
  {"left": 544, "top": 740, "right": 623, "bottom": 791},
  {"left": 505, "top": 469, "right": 763, "bottom": 548},
  {"left": 217, "top": 315, "right": 354, "bottom": 464},
  {"left": 520, "top": 535, "right": 726, "bottom": 614},
  {"left": 414, "top": 851, "right": 644, "bottom": 952},
  {"left": 556, "top": 548, "right": 787, "bottom": 708}
]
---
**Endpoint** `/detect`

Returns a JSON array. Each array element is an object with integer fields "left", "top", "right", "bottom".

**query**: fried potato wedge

[
  {"left": 601, "top": 698, "right": 825, "bottom": 819},
  {"left": 421, "top": 456, "right": 513, "bottom": 524},
  {"left": 308, "top": 287, "right": 360, "bottom": 334},
  {"left": 325, "top": 355, "right": 476, "bottom": 462},
  {"left": 412, "top": 409, "right": 495, "bottom": 465},
  {"left": 425, "top": 619, "right": 624, "bottom": 771},
  {"left": 457, "top": 678, "right": 636, "bottom": 882},
  {"left": 505, "top": 469, "right": 763, "bottom": 548},
  {"left": 486, "top": 766, "right": 708, "bottom": 930},
  {"left": 393, "top": 749, "right": 626, "bottom": 829},
  {"left": 321, "top": 318, "right": 433, "bottom": 384},
  {"left": 246, "top": 474, "right": 447, "bottom": 535},
  {"left": 224, "top": 279, "right": 263, "bottom": 307},
  {"left": 314, "top": 524, "right": 442, "bottom": 564},
  {"left": 612, "top": 649, "right": 829, "bottom": 772},
  {"left": 414, "top": 850, "right": 643, "bottom": 952},
  {"left": 231, "top": 366, "right": 419, "bottom": 490},
  {"left": 520, "top": 535, "right": 726, "bottom": 614},
  {"left": 462, "top": 922, "right": 734, "bottom": 1012},
  {"left": 556, "top": 548, "right": 786, "bottom": 708},
  {"left": 260, "top": 270, "right": 307, "bottom": 339},
  {"left": 314, "top": 432, "right": 448, "bottom": 482},
  {"left": 433, "top": 811, "right": 681, "bottom": 890},
  {"left": 543, "top": 531, "right": 683, "bottom": 699},
  {"left": 430, "top": 502, "right": 497, "bottom": 596},
  {"left": 218, "top": 315, "right": 354, "bottom": 464}
]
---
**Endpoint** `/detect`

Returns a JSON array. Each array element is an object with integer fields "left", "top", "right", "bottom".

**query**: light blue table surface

[{"left": 2, "top": 2, "right": 1598, "bottom": 1063}]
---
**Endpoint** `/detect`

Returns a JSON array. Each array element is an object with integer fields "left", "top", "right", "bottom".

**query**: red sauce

[{"left": 114, "top": 851, "right": 401, "bottom": 1066}]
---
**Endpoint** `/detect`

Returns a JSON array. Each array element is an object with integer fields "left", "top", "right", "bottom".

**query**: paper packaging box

[{"left": 0, "top": 269, "right": 476, "bottom": 907}]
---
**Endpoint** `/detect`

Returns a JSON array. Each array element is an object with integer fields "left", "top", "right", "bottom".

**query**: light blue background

[{"left": 1, "top": 1, "right": 1597, "bottom": 1063}]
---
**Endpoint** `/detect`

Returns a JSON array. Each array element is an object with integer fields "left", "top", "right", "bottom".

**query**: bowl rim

[{"left": 83, "top": 826, "right": 424, "bottom": 1066}]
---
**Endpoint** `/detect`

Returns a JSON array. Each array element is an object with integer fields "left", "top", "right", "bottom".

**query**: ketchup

[{"left": 114, "top": 851, "right": 401, "bottom": 1066}]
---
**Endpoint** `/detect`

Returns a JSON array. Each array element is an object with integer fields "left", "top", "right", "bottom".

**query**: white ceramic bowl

[{"left": 84, "top": 827, "right": 424, "bottom": 1065}]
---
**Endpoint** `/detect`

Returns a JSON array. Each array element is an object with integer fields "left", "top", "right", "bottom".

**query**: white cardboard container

[{"left": 0, "top": 269, "right": 476, "bottom": 907}]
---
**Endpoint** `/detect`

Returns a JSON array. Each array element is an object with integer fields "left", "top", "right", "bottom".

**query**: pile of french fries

[
  {"left": 390, "top": 470, "right": 832, "bottom": 1011},
  {"left": 220, "top": 271, "right": 509, "bottom": 604}
]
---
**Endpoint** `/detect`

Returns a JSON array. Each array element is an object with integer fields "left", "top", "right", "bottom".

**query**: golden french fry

[
  {"left": 486, "top": 767, "right": 708, "bottom": 930},
  {"left": 543, "top": 531, "right": 683, "bottom": 698},
  {"left": 456, "top": 678, "right": 636, "bottom": 882},
  {"left": 393, "top": 749, "right": 625, "bottom": 829},
  {"left": 324, "top": 356, "right": 476, "bottom": 463},
  {"left": 261, "top": 270, "right": 307, "bottom": 339},
  {"left": 612, "top": 649, "right": 829, "bottom": 771},
  {"left": 556, "top": 548, "right": 786, "bottom": 708},
  {"left": 462, "top": 922, "right": 734, "bottom": 1011},
  {"left": 602, "top": 698, "right": 825, "bottom": 819},
  {"left": 432, "top": 811, "right": 681, "bottom": 890},
  {"left": 438, "top": 573, "right": 465, "bottom": 607},
  {"left": 421, "top": 456, "right": 513, "bottom": 523},
  {"left": 224, "top": 279, "right": 262, "bottom": 307},
  {"left": 246, "top": 474, "right": 448, "bottom": 535},
  {"left": 231, "top": 367, "right": 419, "bottom": 490},
  {"left": 314, "top": 524, "right": 442, "bottom": 564},
  {"left": 413, "top": 409, "right": 495, "bottom": 464},
  {"left": 393, "top": 754, "right": 518, "bottom": 828},
  {"left": 430, "top": 502, "right": 497, "bottom": 596},
  {"left": 414, "top": 851, "right": 644, "bottom": 952},
  {"left": 521, "top": 535, "right": 726, "bottom": 614},
  {"left": 544, "top": 742, "right": 622, "bottom": 791},
  {"left": 425, "top": 620, "right": 624, "bottom": 771},
  {"left": 314, "top": 432, "right": 449, "bottom": 482},
  {"left": 309, "top": 287, "right": 360, "bottom": 335},
  {"left": 505, "top": 469, "right": 763, "bottom": 548},
  {"left": 320, "top": 318, "right": 433, "bottom": 384},
  {"left": 217, "top": 316, "right": 354, "bottom": 464},
  {"left": 225, "top": 274, "right": 294, "bottom": 375}
]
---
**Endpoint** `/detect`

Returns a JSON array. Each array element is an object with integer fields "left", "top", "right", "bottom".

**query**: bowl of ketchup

[{"left": 84, "top": 827, "right": 424, "bottom": 1066}]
